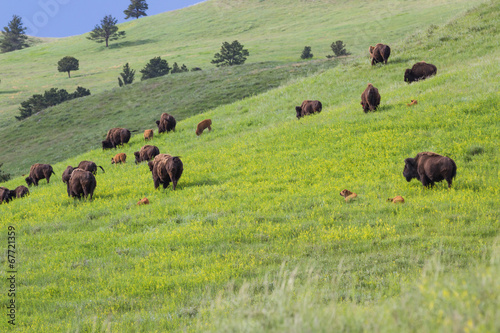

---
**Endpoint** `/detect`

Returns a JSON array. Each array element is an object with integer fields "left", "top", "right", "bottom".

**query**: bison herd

[{"left": 1, "top": 45, "right": 453, "bottom": 205}]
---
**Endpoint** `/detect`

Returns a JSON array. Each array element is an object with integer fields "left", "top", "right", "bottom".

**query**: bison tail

[
  {"left": 51, "top": 170, "right": 56, "bottom": 176},
  {"left": 99, "top": 166, "right": 105, "bottom": 173}
]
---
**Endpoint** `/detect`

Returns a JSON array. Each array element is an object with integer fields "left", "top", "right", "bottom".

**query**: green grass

[{"left": 0, "top": 0, "right": 499, "bottom": 331}]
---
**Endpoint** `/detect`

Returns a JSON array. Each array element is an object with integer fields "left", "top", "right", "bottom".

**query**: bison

[
  {"left": 0, "top": 187, "right": 11, "bottom": 203},
  {"left": 295, "top": 100, "right": 322, "bottom": 119},
  {"left": 9, "top": 185, "right": 29, "bottom": 200},
  {"left": 388, "top": 196, "right": 405, "bottom": 203},
  {"left": 67, "top": 168, "right": 97, "bottom": 199},
  {"left": 369, "top": 43, "right": 391, "bottom": 65},
  {"left": 62, "top": 166, "right": 74, "bottom": 184},
  {"left": 156, "top": 113, "right": 176, "bottom": 134},
  {"left": 407, "top": 99, "right": 418, "bottom": 106},
  {"left": 111, "top": 153, "right": 127, "bottom": 164},
  {"left": 144, "top": 129, "right": 154, "bottom": 141},
  {"left": 339, "top": 189, "right": 357, "bottom": 202},
  {"left": 151, "top": 155, "right": 183, "bottom": 191},
  {"left": 404, "top": 62, "right": 437, "bottom": 83},
  {"left": 137, "top": 197, "right": 150, "bottom": 205},
  {"left": 25, "top": 163, "right": 55, "bottom": 186},
  {"left": 77, "top": 161, "right": 105, "bottom": 175},
  {"left": 196, "top": 119, "right": 212, "bottom": 136},
  {"left": 102, "top": 128, "right": 131, "bottom": 149},
  {"left": 360, "top": 83, "right": 381, "bottom": 113},
  {"left": 134, "top": 145, "right": 160, "bottom": 164},
  {"left": 403, "top": 152, "right": 457, "bottom": 188}
]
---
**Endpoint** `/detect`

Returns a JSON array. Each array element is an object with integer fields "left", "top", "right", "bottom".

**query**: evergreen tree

[
  {"left": 171, "top": 62, "right": 181, "bottom": 74},
  {"left": 329, "top": 40, "right": 350, "bottom": 57},
  {"left": 118, "top": 63, "right": 135, "bottom": 87},
  {"left": 87, "top": 15, "right": 126, "bottom": 47},
  {"left": 180, "top": 64, "right": 189, "bottom": 72},
  {"left": 301, "top": 46, "right": 313, "bottom": 59},
  {"left": 211, "top": 40, "right": 249, "bottom": 67},
  {"left": 124, "top": 0, "right": 149, "bottom": 19},
  {"left": 140, "top": 57, "right": 170, "bottom": 81},
  {"left": 1, "top": 15, "right": 29, "bottom": 53},
  {"left": 57, "top": 56, "right": 79, "bottom": 78}
]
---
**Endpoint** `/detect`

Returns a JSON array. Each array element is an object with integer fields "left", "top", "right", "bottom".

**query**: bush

[
  {"left": 211, "top": 40, "right": 249, "bottom": 67},
  {"left": 328, "top": 40, "right": 351, "bottom": 57},
  {"left": 0, "top": 163, "right": 11, "bottom": 183},
  {"left": 301, "top": 46, "right": 313, "bottom": 59},
  {"left": 118, "top": 63, "right": 135, "bottom": 87},
  {"left": 140, "top": 56, "right": 170, "bottom": 80}
]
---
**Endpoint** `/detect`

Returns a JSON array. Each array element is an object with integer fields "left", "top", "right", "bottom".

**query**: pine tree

[
  {"left": 140, "top": 57, "right": 170, "bottom": 81},
  {"left": 171, "top": 62, "right": 181, "bottom": 74},
  {"left": 57, "top": 56, "right": 79, "bottom": 78},
  {"left": 301, "top": 46, "right": 313, "bottom": 59},
  {"left": 118, "top": 63, "right": 135, "bottom": 87},
  {"left": 87, "top": 15, "right": 126, "bottom": 47},
  {"left": 180, "top": 64, "right": 189, "bottom": 72},
  {"left": 1, "top": 15, "right": 29, "bottom": 53},
  {"left": 124, "top": 0, "right": 149, "bottom": 19},
  {"left": 211, "top": 40, "right": 249, "bottom": 67}
]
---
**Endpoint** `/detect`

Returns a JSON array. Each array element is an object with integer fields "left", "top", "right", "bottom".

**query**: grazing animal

[
  {"left": 102, "top": 128, "right": 131, "bottom": 149},
  {"left": 156, "top": 113, "right": 176, "bottom": 134},
  {"left": 144, "top": 129, "right": 154, "bottom": 141},
  {"left": 407, "top": 99, "right": 418, "bottom": 106},
  {"left": 403, "top": 152, "right": 457, "bottom": 188},
  {"left": 360, "top": 83, "right": 381, "bottom": 113},
  {"left": 339, "top": 189, "right": 357, "bottom": 202},
  {"left": 11, "top": 186, "right": 29, "bottom": 199},
  {"left": 77, "top": 161, "right": 105, "bottom": 175},
  {"left": 111, "top": 153, "right": 127, "bottom": 164},
  {"left": 25, "top": 163, "right": 55, "bottom": 186},
  {"left": 369, "top": 43, "right": 391, "bottom": 65},
  {"left": 295, "top": 100, "right": 322, "bottom": 119},
  {"left": 388, "top": 196, "right": 405, "bottom": 203},
  {"left": 151, "top": 155, "right": 184, "bottom": 191},
  {"left": 404, "top": 62, "right": 437, "bottom": 83},
  {"left": 196, "top": 119, "right": 212, "bottom": 136},
  {"left": 62, "top": 166, "right": 74, "bottom": 184},
  {"left": 67, "top": 168, "right": 96, "bottom": 200},
  {"left": 0, "top": 187, "right": 11, "bottom": 203},
  {"left": 137, "top": 197, "right": 150, "bottom": 205},
  {"left": 134, "top": 145, "right": 160, "bottom": 164}
]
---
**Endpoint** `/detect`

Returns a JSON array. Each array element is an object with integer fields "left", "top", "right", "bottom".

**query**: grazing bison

[
  {"left": 137, "top": 197, "right": 150, "bottom": 205},
  {"left": 10, "top": 186, "right": 29, "bottom": 199},
  {"left": 62, "top": 166, "right": 74, "bottom": 184},
  {"left": 67, "top": 168, "right": 96, "bottom": 199},
  {"left": 388, "top": 196, "right": 405, "bottom": 203},
  {"left": 404, "top": 62, "right": 437, "bottom": 83},
  {"left": 156, "top": 113, "right": 176, "bottom": 134},
  {"left": 403, "top": 152, "right": 457, "bottom": 188},
  {"left": 102, "top": 128, "right": 131, "bottom": 149},
  {"left": 25, "top": 163, "right": 55, "bottom": 186},
  {"left": 151, "top": 155, "right": 183, "bottom": 191},
  {"left": 111, "top": 153, "right": 127, "bottom": 164},
  {"left": 360, "top": 83, "right": 381, "bottom": 113},
  {"left": 77, "top": 161, "right": 105, "bottom": 175},
  {"left": 0, "top": 187, "right": 11, "bottom": 203},
  {"left": 339, "top": 189, "right": 357, "bottom": 202},
  {"left": 407, "top": 99, "right": 418, "bottom": 106},
  {"left": 134, "top": 145, "right": 160, "bottom": 164},
  {"left": 369, "top": 43, "right": 391, "bottom": 65},
  {"left": 144, "top": 129, "right": 154, "bottom": 141},
  {"left": 295, "top": 100, "right": 322, "bottom": 119},
  {"left": 196, "top": 119, "right": 212, "bottom": 136}
]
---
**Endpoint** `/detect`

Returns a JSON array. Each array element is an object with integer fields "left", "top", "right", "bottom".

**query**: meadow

[{"left": 0, "top": 0, "right": 499, "bottom": 331}]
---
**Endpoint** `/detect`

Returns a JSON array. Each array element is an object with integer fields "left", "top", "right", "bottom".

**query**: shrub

[
  {"left": 328, "top": 40, "right": 351, "bottom": 57},
  {"left": 0, "top": 162, "right": 11, "bottom": 182},
  {"left": 211, "top": 40, "right": 249, "bottom": 67},
  {"left": 118, "top": 63, "right": 135, "bottom": 87},
  {"left": 140, "top": 56, "right": 170, "bottom": 80},
  {"left": 301, "top": 46, "right": 313, "bottom": 59}
]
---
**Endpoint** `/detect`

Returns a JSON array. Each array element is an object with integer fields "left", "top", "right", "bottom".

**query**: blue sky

[{"left": 0, "top": 0, "right": 204, "bottom": 38}]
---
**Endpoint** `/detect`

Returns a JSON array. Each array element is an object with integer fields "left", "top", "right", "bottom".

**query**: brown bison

[
  {"left": 62, "top": 166, "right": 74, "bottom": 184},
  {"left": 147, "top": 154, "right": 172, "bottom": 171},
  {"left": 77, "top": 161, "right": 105, "bottom": 175},
  {"left": 403, "top": 152, "right": 457, "bottom": 188},
  {"left": 407, "top": 99, "right": 418, "bottom": 106},
  {"left": 196, "top": 119, "right": 212, "bottom": 136},
  {"left": 151, "top": 155, "right": 183, "bottom": 191},
  {"left": 369, "top": 43, "right": 391, "bottom": 65},
  {"left": 11, "top": 185, "right": 29, "bottom": 199},
  {"left": 388, "top": 196, "right": 405, "bottom": 203},
  {"left": 0, "top": 187, "right": 11, "bottom": 203},
  {"left": 339, "top": 189, "right": 357, "bottom": 202},
  {"left": 156, "top": 113, "right": 176, "bottom": 134},
  {"left": 137, "top": 197, "right": 150, "bottom": 205},
  {"left": 134, "top": 145, "right": 160, "bottom": 164},
  {"left": 25, "top": 163, "right": 55, "bottom": 186},
  {"left": 360, "top": 83, "right": 381, "bottom": 113},
  {"left": 111, "top": 153, "right": 127, "bottom": 164},
  {"left": 67, "top": 168, "right": 97, "bottom": 199},
  {"left": 102, "top": 128, "right": 131, "bottom": 149},
  {"left": 295, "top": 100, "right": 322, "bottom": 119},
  {"left": 144, "top": 129, "right": 154, "bottom": 141},
  {"left": 404, "top": 62, "right": 437, "bottom": 83}
]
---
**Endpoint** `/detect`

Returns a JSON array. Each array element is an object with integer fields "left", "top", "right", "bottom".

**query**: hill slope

[{"left": 0, "top": 0, "right": 499, "bottom": 331}]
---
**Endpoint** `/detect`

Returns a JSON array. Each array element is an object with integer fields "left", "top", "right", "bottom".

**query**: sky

[{"left": 0, "top": 0, "right": 205, "bottom": 38}]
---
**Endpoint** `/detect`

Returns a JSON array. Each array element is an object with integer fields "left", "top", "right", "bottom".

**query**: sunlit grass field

[{"left": 0, "top": 0, "right": 499, "bottom": 331}]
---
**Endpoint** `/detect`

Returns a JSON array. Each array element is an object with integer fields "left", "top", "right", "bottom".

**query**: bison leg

[
  {"left": 153, "top": 178, "right": 160, "bottom": 190},
  {"left": 172, "top": 179, "right": 178, "bottom": 191},
  {"left": 207, "top": 125, "right": 212, "bottom": 131},
  {"left": 162, "top": 180, "right": 170, "bottom": 189}
]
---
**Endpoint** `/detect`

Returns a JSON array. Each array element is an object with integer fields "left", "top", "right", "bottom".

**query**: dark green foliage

[
  {"left": 0, "top": 163, "right": 11, "bottom": 182},
  {"left": 140, "top": 56, "right": 170, "bottom": 80},
  {"left": 57, "top": 56, "right": 79, "bottom": 78},
  {"left": 1, "top": 15, "right": 29, "bottom": 53},
  {"left": 124, "top": 0, "right": 149, "bottom": 19},
  {"left": 171, "top": 62, "right": 189, "bottom": 74},
  {"left": 180, "top": 64, "right": 189, "bottom": 72},
  {"left": 191, "top": 67, "right": 202, "bottom": 72},
  {"left": 87, "top": 15, "right": 126, "bottom": 47},
  {"left": 118, "top": 63, "right": 135, "bottom": 87},
  {"left": 211, "top": 40, "right": 249, "bottom": 67},
  {"left": 301, "top": 46, "right": 313, "bottom": 59},
  {"left": 16, "top": 87, "right": 91, "bottom": 120},
  {"left": 328, "top": 40, "right": 351, "bottom": 57}
]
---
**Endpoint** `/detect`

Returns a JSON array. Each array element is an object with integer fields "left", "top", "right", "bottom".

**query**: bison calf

[
  {"left": 296, "top": 100, "right": 322, "bottom": 119},
  {"left": 134, "top": 145, "right": 160, "bottom": 164},
  {"left": 340, "top": 189, "right": 357, "bottom": 202},
  {"left": 151, "top": 155, "right": 183, "bottom": 191},
  {"left": 67, "top": 168, "right": 97, "bottom": 200},
  {"left": 144, "top": 129, "right": 154, "bottom": 141},
  {"left": 77, "top": 161, "right": 105, "bottom": 175},
  {"left": 403, "top": 152, "right": 456, "bottom": 188},
  {"left": 25, "top": 163, "right": 55, "bottom": 186},
  {"left": 196, "top": 119, "right": 212, "bottom": 136},
  {"left": 369, "top": 43, "right": 391, "bottom": 65},
  {"left": 388, "top": 196, "right": 405, "bottom": 203},
  {"left": 360, "top": 83, "right": 381, "bottom": 113},
  {"left": 407, "top": 99, "right": 418, "bottom": 106},
  {"left": 111, "top": 153, "right": 127, "bottom": 164},
  {"left": 404, "top": 62, "right": 437, "bottom": 83}
]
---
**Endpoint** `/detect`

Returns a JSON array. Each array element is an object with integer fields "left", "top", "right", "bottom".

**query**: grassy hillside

[
  {"left": 0, "top": 0, "right": 479, "bottom": 175},
  {"left": 1, "top": 0, "right": 499, "bottom": 332}
]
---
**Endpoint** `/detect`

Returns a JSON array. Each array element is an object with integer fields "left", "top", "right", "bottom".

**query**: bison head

[
  {"left": 295, "top": 106, "right": 302, "bottom": 119},
  {"left": 25, "top": 176, "right": 34, "bottom": 186},
  {"left": 403, "top": 158, "right": 419, "bottom": 182},
  {"left": 102, "top": 140, "right": 114, "bottom": 150},
  {"left": 369, "top": 46, "right": 374, "bottom": 55},
  {"left": 404, "top": 69, "right": 414, "bottom": 83},
  {"left": 148, "top": 160, "right": 155, "bottom": 172},
  {"left": 134, "top": 151, "right": 141, "bottom": 164}
]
